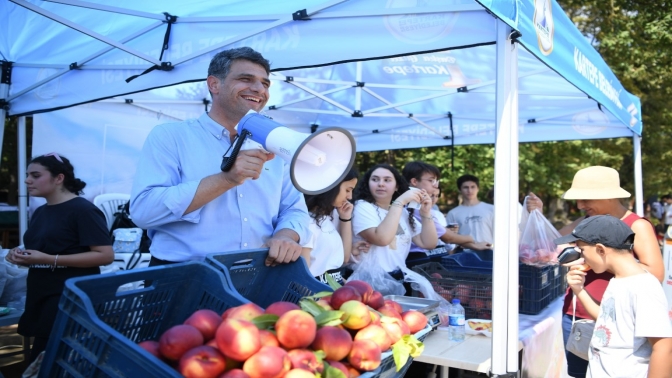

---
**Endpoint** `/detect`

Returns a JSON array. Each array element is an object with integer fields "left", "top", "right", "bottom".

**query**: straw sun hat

[{"left": 562, "top": 166, "right": 631, "bottom": 200}]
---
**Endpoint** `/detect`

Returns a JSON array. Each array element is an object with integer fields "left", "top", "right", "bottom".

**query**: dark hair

[
  {"left": 402, "top": 161, "right": 440, "bottom": 185},
  {"left": 457, "top": 174, "right": 479, "bottom": 190},
  {"left": 355, "top": 164, "right": 416, "bottom": 231},
  {"left": 304, "top": 168, "right": 359, "bottom": 227},
  {"left": 29, "top": 154, "right": 86, "bottom": 195},
  {"left": 208, "top": 47, "right": 271, "bottom": 79}
]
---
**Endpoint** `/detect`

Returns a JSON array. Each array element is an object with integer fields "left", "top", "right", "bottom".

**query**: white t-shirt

[
  {"left": 445, "top": 202, "right": 495, "bottom": 244},
  {"left": 303, "top": 212, "right": 345, "bottom": 277},
  {"left": 352, "top": 200, "right": 421, "bottom": 272},
  {"left": 587, "top": 272, "right": 672, "bottom": 378},
  {"left": 664, "top": 203, "right": 672, "bottom": 225}
]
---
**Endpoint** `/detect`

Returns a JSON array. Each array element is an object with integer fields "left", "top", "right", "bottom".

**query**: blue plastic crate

[
  {"left": 520, "top": 284, "right": 553, "bottom": 315},
  {"left": 39, "top": 262, "right": 249, "bottom": 378},
  {"left": 519, "top": 264, "right": 553, "bottom": 290},
  {"left": 441, "top": 253, "right": 493, "bottom": 274},
  {"left": 206, "top": 249, "right": 331, "bottom": 308}
]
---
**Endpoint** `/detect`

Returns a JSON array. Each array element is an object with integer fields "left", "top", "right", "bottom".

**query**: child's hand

[{"left": 566, "top": 266, "right": 587, "bottom": 295}]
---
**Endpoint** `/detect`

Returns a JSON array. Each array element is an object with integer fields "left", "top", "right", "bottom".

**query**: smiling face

[
  {"left": 210, "top": 59, "right": 270, "bottom": 124},
  {"left": 576, "top": 199, "right": 611, "bottom": 217},
  {"left": 369, "top": 168, "right": 397, "bottom": 204},
  {"left": 333, "top": 178, "right": 357, "bottom": 208},
  {"left": 25, "top": 163, "right": 62, "bottom": 198}
]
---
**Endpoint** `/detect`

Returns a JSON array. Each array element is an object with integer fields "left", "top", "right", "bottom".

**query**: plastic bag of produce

[
  {"left": 519, "top": 198, "right": 561, "bottom": 266},
  {"left": 348, "top": 250, "right": 405, "bottom": 296}
]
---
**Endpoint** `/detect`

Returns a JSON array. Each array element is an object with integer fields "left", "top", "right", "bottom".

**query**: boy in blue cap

[{"left": 555, "top": 215, "right": 672, "bottom": 378}]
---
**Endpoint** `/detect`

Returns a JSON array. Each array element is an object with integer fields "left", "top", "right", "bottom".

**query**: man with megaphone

[{"left": 130, "top": 47, "right": 310, "bottom": 267}]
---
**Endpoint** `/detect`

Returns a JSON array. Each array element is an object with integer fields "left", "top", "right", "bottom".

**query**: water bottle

[{"left": 449, "top": 298, "right": 466, "bottom": 341}]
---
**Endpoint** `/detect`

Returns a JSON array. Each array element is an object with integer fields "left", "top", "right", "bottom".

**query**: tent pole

[
  {"left": 491, "top": 20, "right": 519, "bottom": 376},
  {"left": 0, "top": 60, "right": 10, "bottom": 171},
  {"left": 633, "top": 134, "right": 644, "bottom": 216},
  {"left": 17, "top": 116, "right": 28, "bottom": 241}
]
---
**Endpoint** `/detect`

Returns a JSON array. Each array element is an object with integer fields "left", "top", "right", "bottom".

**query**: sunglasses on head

[{"left": 43, "top": 152, "right": 63, "bottom": 163}]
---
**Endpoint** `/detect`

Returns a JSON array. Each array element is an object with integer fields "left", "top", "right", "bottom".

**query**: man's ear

[
  {"left": 409, "top": 178, "right": 419, "bottom": 187},
  {"left": 206, "top": 75, "right": 220, "bottom": 94}
]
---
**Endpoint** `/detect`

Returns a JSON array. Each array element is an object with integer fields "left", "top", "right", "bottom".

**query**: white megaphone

[{"left": 221, "top": 110, "right": 356, "bottom": 195}]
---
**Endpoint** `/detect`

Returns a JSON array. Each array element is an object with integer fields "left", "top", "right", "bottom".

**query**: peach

[
  {"left": 287, "top": 349, "right": 324, "bottom": 373},
  {"left": 377, "top": 304, "right": 402, "bottom": 320},
  {"left": 275, "top": 309, "right": 317, "bottom": 349},
  {"left": 327, "top": 360, "right": 349, "bottom": 377},
  {"left": 330, "top": 286, "right": 362, "bottom": 310},
  {"left": 258, "top": 329, "right": 280, "bottom": 348},
  {"left": 219, "top": 368, "right": 250, "bottom": 378},
  {"left": 340, "top": 300, "right": 372, "bottom": 330},
  {"left": 380, "top": 316, "right": 406, "bottom": 344},
  {"left": 138, "top": 340, "right": 161, "bottom": 359},
  {"left": 178, "top": 345, "right": 226, "bottom": 378},
  {"left": 430, "top": 272, "right": 443, "bottom": 279},
  {"left": 284, "top": 369, "right": 316, "bottom": 378},
  {"left": 184, "top": 309, "right": 223, "bottom": 341},
  {"left": 401, "top": 310, "right": 428, "bottom": 334},
  {"left": 347, "top": 339, "right": 381, "bottom": 372},
  {"left": 344, "top": 280, "right": 374, "bottom": 298},
  {"left": 369, "top": 310, "right": 381, "bottom": 326},
  {"left": 315, "top": 298, "right": 333, "bottom": 311},
  {"left": 364, "top": 291, "right": 385, "bottom": 310},
  {"left": 383, "top": 299, "right": 403, "bottom": 314},
  {"left": 215, "top": 318, "right": 261, "bottom": 361},
  {"left": 159, "top": 324, "right": 204, "bottom": 360},
  {"left": 312, "top": 326, "right": 353, "bottom": 361},
  {"left": 224, "top": 303, "right": 265, "bottom": 322},
  {"left": 242, "top": 346, "right": 291, "bottom": 378},
  {"left": 264, "top": 301, "right": 300, "bottom": 317},
  {"left": 342, "top": 362, "right": 362, "bottom": 377},
  {"left": 354, "top": 324, "right": 392, "bottom": 351}
]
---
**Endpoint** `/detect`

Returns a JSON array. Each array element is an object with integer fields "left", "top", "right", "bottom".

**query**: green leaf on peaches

[
  {"left": 251, "top": 314, "right": 279, "bottom": 330},
  {"left": 314, "top": 310, "right": 344, "bottom": 327}
]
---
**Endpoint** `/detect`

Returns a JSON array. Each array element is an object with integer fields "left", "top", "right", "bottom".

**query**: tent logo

[
  {"left": 34, "top": 68, "right": 61, "bottom": 100},
  {"left": 384, "top": 0, "right": 458, "bottom": 44},
  {"left": 533, "top": 0, "right": 554, "bottom": 56},
  {"left": 572, "top": 110, "right": 609, "bottom": 136}
]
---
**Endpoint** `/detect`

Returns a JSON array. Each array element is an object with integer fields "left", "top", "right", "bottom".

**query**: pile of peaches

[{"left": 136, "top": 280, "right": 428, "bottom": 378}]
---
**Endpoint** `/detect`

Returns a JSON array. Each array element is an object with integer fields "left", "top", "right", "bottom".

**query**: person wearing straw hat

[{"left": 557, "top": 166, "right": 664, "bottom": 378}]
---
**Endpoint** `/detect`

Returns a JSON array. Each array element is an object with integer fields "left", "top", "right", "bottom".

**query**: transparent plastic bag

[
  {"left": 519, "top": 198, "right": 561, "bottom": 266},
  {"left": 401, "top": 267, "right": 452, "bottom": 327},
  {"left": 348, "top": 251, "right": 405, "bottom": 296}
]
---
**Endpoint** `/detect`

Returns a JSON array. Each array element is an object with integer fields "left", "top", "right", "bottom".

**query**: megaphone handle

[{"left": 221, "top": 130, "right": 251, "bottom": 172}]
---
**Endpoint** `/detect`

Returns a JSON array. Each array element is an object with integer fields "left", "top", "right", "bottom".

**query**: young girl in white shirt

[
  {"left": 352, "top": 164, "right": 438, "bottom": 275},
  {"left": 301, "top": 169, "right": 367, "bottom": 284}
]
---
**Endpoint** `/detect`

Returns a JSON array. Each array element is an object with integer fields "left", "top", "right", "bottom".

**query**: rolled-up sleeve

[
  {"left": 130, "top": 124, "right": 203, "bottom": 229},
  {"left": 273, "top": 161, "right": 310, "bottom": 243}
]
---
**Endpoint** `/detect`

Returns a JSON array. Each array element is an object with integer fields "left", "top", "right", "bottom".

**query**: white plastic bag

[
  {"left": 401, "top": 266, "right": 452, "bottom": 327},
  {"left": 519, "top": 198, "right": 561, "bottom": 266},
  {"left": 348, "top": 252, "right": 405, "bottom": 296},
  {"left": 112, "top": 228, "right": 142, "bottom": 253}
]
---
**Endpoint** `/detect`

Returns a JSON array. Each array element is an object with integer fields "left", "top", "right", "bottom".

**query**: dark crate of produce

[
  {"left": 206, "top": 248, "right": 331, "bottom": 308},
  {"left": 39, "top": 262, "right": 248, "bottom": 378},
  {"left": 412, "top": 262, "right": 494, "bottom": 320}
]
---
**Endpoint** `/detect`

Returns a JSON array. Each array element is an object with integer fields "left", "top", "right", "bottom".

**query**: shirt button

[
  {"left": 243, "top": 243, "right": 248, "bottom": 247},
  {"left": 244, "top": 218, "right": 248, "bottom": 222}
]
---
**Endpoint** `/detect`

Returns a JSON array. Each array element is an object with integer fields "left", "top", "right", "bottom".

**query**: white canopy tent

[{"left": 1, "top": 0, "right": 643, "bottom": 376}]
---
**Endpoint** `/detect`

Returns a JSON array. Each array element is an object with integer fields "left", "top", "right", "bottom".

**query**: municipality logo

[
  {"left": 533, "top": 0, "right": 554, "bottom": 56},
  {"left": 383, "top": 0, "right": 458, "bottom": 45}
]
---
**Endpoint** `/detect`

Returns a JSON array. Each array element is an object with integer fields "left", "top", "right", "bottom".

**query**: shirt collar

[{"left": 199, "top": 112, "right": 233, "bottom": 141}]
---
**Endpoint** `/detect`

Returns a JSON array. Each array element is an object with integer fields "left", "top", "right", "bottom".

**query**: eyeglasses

[
  {"left": 421, "top": 178, "right": 439, "bottom": 187},
  {"left": 44, "top": 152, "right": 63, "bottom": 163}
]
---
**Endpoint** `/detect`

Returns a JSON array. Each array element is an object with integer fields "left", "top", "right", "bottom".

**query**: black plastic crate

[
  {"left": 441, "top": 253, "right": 493, "bottom": 274},
  {"left": 205, "top": 249, "right": 331, "bottom": 308},
  {"left": 519, "top": 264, "right": 553, "bottom": 290},
  {"left": 39, "top": 262, "right": 249, "bottom": 378}
]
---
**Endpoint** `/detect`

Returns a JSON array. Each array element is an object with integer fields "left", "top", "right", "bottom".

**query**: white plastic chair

[{"left": 93, "top": 193, "right": 131, "bottom": 230}]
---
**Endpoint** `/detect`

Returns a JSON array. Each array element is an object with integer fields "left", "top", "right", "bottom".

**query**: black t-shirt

[{"left": 18, "top": 197, "right": 112, "bottom": 337}]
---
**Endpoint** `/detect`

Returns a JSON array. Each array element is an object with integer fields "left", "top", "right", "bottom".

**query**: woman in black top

[{"left": 5, "top": 153, "right": 113, "bottom": 362}]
